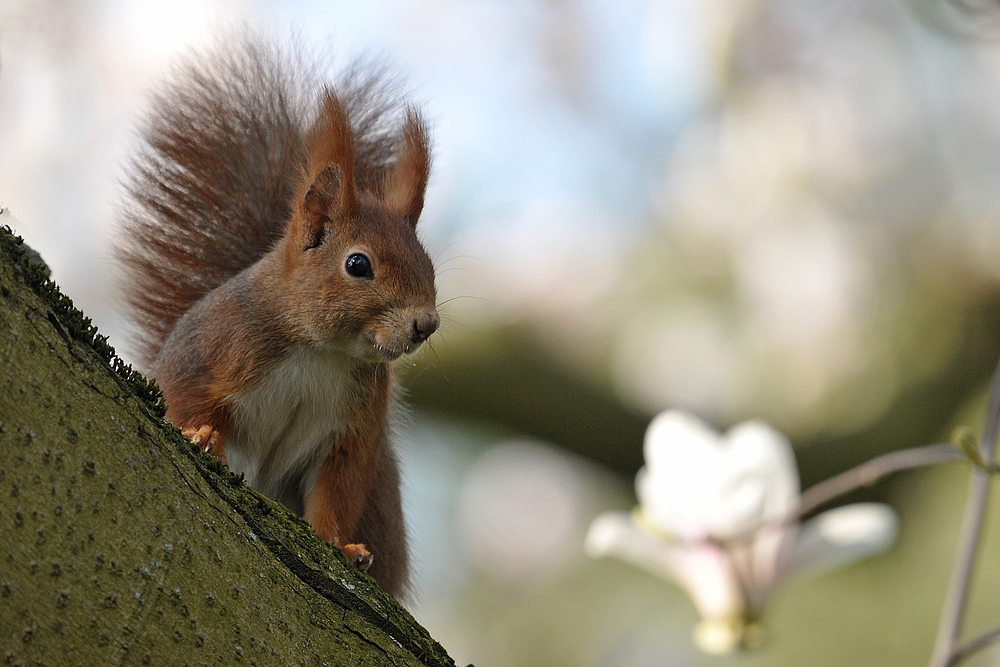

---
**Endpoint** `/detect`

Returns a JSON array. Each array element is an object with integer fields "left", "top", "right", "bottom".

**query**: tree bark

[{"left": 0, "top": 225, "right": 460, "bottom": 667}]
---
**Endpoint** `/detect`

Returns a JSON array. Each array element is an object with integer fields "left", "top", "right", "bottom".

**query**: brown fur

[{"left": 117, "top": 34, "right": 437, "bottom": 599}]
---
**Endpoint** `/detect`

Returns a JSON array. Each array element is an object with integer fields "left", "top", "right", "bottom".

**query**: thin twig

[
  {"left": 931, "top": 471, "right": 993, "bottom": 666},
  {"left": 708, "top": 443, "right": 961, "bottom": 548},
  {"left": 949, "top": 627, "right": 1000, "bottom": 666},
  {"left": 929, "top": 353, "right": 1000, "bottom": 667},
  {"left": 798, "top": 444, "right": 962, "bottom": 518}
]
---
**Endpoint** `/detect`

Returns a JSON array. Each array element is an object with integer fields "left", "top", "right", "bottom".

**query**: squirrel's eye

[{"left": 345, "top": 253, "right": 374, "bottom": 279}]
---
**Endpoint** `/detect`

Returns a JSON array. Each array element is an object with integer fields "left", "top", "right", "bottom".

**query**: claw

[
  {"left": 338, "top": 542, "right": 373, "bottom": 572},
  {"left": 182, "top": 424, "right": 227, "bottom": 467}
]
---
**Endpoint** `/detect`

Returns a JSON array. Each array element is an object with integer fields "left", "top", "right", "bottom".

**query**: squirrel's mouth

[
  {"left": 368, "top": 338, "right": 423, "bottom": 361},
  {"left": 372, "top": 342, "right": 403, "bottom": 360}
]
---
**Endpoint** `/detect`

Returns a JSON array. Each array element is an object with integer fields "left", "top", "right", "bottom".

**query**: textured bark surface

[{"left": 0, "top": 225, "right": 459, "bottom": 667}]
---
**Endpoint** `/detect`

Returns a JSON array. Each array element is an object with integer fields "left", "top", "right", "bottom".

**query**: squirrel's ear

[
  {"left": 299, "top": 91, "right": 358, "bottom": 248},
  {"left": 383, "top": 109, "right": 431, "bottom": 228},
  {"left": 302, "top": 165, "right": 344, "bottom": 249}
]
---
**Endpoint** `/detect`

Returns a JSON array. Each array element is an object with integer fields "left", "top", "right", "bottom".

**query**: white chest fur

[{"left": 225, "top": 347, "right": 357, "bottom": 506}]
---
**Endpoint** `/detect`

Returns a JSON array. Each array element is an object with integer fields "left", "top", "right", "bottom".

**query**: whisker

[
  {"left": 419, "top": 338, "right": 449, "bottom": 381},
  {"left": 426, "top": 337, "right": 442, "bottom": 366},
  {"left": 432, "top": 237, "right": 483, "bottom": 265},
  {"left": 439, "top": 315, "right": 481, "bottom": 333},
  {"left": 434, "top": 267, "right": 471, "bottom": 277},
  {"left": 405, "top": 338, "right": 443, "bottom": 383},
  {"left": 434, "top": 253, "right": 482, "bottom": 272},
  {"left": 436, "top": 294, "right": 498, "bottom": 308},
  {"left": 431, "top": 329, "right": 454, "bottom": 354}
]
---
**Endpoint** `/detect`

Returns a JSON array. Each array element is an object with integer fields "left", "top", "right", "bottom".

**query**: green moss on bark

[{"left": 0, "top": 226, "right": 459, "bottom": 667}]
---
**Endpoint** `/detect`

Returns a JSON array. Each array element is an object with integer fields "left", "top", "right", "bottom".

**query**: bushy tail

[{"left": 117, "top": 33, "right": 410, "bottom": 369}]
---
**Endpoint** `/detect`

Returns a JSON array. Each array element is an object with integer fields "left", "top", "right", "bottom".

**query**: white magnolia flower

[{"left": 586, "top": 410, "right": 898, "bottom": 654}]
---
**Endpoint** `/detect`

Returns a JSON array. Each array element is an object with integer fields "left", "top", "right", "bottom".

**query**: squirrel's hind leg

[{"left": 350, "top": 445, "right": 409, "bottom": 598}]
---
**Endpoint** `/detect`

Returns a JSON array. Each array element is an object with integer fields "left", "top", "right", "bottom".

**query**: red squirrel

[{"left": 117, "top": 35, "right": 439, "bottom": 598}]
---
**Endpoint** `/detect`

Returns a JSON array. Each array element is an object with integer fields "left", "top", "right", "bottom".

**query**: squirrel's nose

[{"left": 411, "top": 310, "right": 440, "bottom": 343}]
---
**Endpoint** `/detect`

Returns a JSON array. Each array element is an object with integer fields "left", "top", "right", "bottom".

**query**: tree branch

[
  {"left": 949, "top": 627, "right": 1000, "bottom": 666},
  {"left": 929, "top": 353, "right": 1000, "bottom": 667},
  {"left": 798, "top": 444, "right": 961, "bottom": 518},
  {"left": 0, "top": 225, "right": 460, "bottom": 665}
]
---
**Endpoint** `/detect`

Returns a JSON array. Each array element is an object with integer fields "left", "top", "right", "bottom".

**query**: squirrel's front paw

[
  {"left": 183, "top": 425, "right": 228, "bottom": 467},
  {"left": 339, "top": 542, "right": 373, "bottom": 572}
]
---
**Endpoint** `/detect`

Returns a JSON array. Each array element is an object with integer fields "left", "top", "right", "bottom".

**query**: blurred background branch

[
  {"left": 931, "top": 353, "right": 1000, "bottom": 666},
  {"left": 797, "top": 443, "right": 962, "bottom": 517}
]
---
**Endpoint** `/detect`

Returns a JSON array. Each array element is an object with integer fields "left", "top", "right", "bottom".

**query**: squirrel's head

[{"left": 281, "top": 92, "right": 438, "bottom": 362}]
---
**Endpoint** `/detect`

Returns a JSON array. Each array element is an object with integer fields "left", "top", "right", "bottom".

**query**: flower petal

[
  {"left": 743, "top": 523, "right": 796, "bottom": 608},
  {"left": 637, "top": 411, "right": 729, "bottom": 540},
  {"left": 718, "top": 420, "right": 799, "bottom": 532},
  {"left": 781, "top": 503, "right": 897, "bottom": 578},
  {"left": 585, "top": 511, "right": 744, "bottom": 620},
  {"left": 642, "top": 410, "right": 722, "bottom": 473},
  {"left": 637, "top": 410, "right": 800, "bottom": 540}
]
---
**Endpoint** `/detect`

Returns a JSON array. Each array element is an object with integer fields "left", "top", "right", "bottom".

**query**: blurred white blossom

[{"left": 585, "top": 410, "right": 898, "bottom": 654}]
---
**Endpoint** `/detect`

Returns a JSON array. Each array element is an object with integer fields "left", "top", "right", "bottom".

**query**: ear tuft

[
  {"left": 383, "top": 108, "right": 431, "bottom": 227},
  {"left": 294, "top": 91, "right": 360, "bottom": 250},
  {"left": 307, "top": 91, "right": 357, "bottom": 185}
]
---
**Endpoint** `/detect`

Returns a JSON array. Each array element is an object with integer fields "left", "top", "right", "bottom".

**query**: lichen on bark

[{"left": 0, "top": 225, "right": 459, "bottom": 667}]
